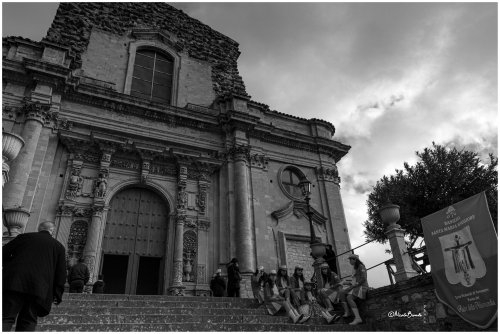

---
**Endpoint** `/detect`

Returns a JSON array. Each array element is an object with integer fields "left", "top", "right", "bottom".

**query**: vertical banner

[{"left": 421, "top": 192, "right": 497, "bottom": 329}]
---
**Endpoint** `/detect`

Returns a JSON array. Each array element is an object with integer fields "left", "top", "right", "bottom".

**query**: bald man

[{"left": 3, "top": 222, "right": 66, "bottom": 331}]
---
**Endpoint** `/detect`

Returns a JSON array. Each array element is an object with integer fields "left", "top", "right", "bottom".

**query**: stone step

[
  {"left": 62, "top": 293, "right": 258, "bottom": 304},
  {"left": 49, "top": 306, "right": 269, "bottom": 316},
  {"left": 40, "top": 312, "right": 346, "bottom": 326},
  {"left": 36, "top": 322, "right": 369, "bottom": 332},
  {"left": 57, "top": 299, "right": 263, "bottom": 309}
]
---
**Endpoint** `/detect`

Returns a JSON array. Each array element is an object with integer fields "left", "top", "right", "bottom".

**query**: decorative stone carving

[
  {"left": 198, "top": 219, "right": 211, "bottom": 231},
  {"left": 92, "top": 206, "right": 105, "bottom": 217},
  {"left": 67, "top": 220, "right": 88, "bottom": 266},
  {"left": 75, "top": 153, "right": 100, "bottom": 164},
  {"left": 72, "top": 207, "right": 93, "bottom": 218},
  {"left": 177, "top": 179, "right": 187, "bottom": 211},
  {"left": 173, "top": 261, "right": 184, "bottom": 285},
  {"left": 2, "top": 131, "right": 25, "bottom": 187},
  {"left": 3, "top": 207, "right": 30, "bottom": 236},
  {"left": 84, "top": 255, "right": 96, "bottom": 283},
  {"left": 184, "top": 219, "right": 197, "bottom": 229},
  {"left": 196, "top": 183, "right": 209, "bottom": 215},
  {"left": 57, "top": 205, "right": 74, "bottom": 216},
  {"left": 230, "top": 145, "right": 251, "bottom": 162},
  {"left": 110, "top": 159, "right": 141, "bottom": 170},
  {"left": 182, "top": 230, "right": 197, "bottom": 282},
  {"left": 314, "top": 166, "right": 340, "bottom": 184},
  {"left": 250, "top": 153, "right": 269, "bottom": 170},
  {"left": 150, "top": 165, "right": 176, "bottom": 175},
  {"left": 197, "top": 264, "right": 205, "bottom": 284},
  {"left": 93, "top": 170, "right": 108, "bottom": 198},
  {"left": 65, "top": 167, "right": 83, "bottom": 201}
]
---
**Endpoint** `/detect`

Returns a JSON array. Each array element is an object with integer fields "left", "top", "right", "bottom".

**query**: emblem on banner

[
  {"left": 445, "top": 206, "right": 457, "bottom": 218},
  {"left": 438, "top": 226, "right": 486, "bottom": 287}
]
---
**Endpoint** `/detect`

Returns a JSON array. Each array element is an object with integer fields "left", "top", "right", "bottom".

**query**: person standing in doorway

[
  {"left": 226, "top": 258, "right": 241, "bottom": 297},
  {"left": 2, "top": 221, "right": 66, "bottom": 331},
  {"left": 67, "top": 257, "right": 90, "bottom": 293}
]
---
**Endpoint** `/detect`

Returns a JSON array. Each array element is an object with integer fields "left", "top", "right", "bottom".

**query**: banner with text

[{"left": 421, "top": 192, "right": 497, "bottom": 329}]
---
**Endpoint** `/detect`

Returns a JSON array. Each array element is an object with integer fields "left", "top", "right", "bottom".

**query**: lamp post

[{"left": 299, "top": 177, "right": 327, "bottom": 259}]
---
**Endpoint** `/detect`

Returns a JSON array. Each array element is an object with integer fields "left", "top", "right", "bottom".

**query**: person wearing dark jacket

[
  {"left": 2, "top": 221, "right": 66, "bottom": 331},
  {"left": 92, "top": 275, "right": 105, "bottom": 294},
  {"left": 210, "top": 269, "right": 226, "bottom": 297},
  {"left": 67, "top": 257, "right": 90, "bottom": 293},
  {"left": 226, "top": 258, "right": 241, "bottom": 297}
]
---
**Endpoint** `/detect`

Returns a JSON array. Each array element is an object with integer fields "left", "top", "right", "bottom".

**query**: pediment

[{"left": 271, "top": 200, "right": 327, "bottom": 225}]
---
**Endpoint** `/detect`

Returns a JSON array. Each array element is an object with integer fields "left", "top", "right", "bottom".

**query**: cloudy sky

[{"left": 2, "top": 2, "right": 498, "bottom": 288}]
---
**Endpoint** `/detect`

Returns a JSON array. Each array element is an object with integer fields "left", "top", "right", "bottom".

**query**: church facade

[{"left": 2, "top": 3, "right": 352, "bottom": 297}]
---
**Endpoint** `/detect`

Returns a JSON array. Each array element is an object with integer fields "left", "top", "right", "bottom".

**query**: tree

[{"left": 363, "top": 143, "right": 498, "bottom": 248}]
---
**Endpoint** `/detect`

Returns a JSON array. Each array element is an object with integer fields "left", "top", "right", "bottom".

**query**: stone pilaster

[
  {"left": 169, "top": 165, "right": 188, "bottom": 295},
  {"left": 232, "top": 145, "right": 255, "bottom": 273},
  {"left": 385, "top": 225, "right": 419, "bottom": 282}
]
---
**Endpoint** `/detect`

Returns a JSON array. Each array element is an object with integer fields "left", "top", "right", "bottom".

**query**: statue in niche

[
  {"left": 94, "top": 173, "right": 108, "bottom": 198},
  {"left": 65, "top": 168, "right": 83, "bottom": 201}
]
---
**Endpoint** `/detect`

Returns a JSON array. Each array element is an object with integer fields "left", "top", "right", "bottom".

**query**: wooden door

[{"left": 102, "top": 187, "right": 168, "bottom": 294}]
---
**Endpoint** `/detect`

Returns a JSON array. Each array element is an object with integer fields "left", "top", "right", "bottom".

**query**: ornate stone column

[
  {"left": 82, "top": 206, "right": 105, "bottom": 283},
  {"left": 169, "top": 165, "right": 188, "bottom": 295},
  {"left": 232, "top": 146, "right": 255, "bottom": 273},
  {"left": 3, "top": 99, "right": 52, "bottom": 235},
  {"left": 2, "top": 131, "right": 25, "bottom": 187}
]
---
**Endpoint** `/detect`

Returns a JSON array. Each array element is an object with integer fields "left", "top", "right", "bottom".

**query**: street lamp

[{"left": 299, "top": 177, "right": 326, "bottom": 258}]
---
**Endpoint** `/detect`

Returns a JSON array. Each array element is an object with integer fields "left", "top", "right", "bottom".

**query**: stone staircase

[{"left": 36, "top": 293, "right": 370, "bottom": 331}]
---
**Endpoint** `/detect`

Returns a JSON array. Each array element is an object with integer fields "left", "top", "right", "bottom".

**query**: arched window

[
  {"left": 281, "top": 168, "right": 302, "bottom": 198},
  {"left": 130, "top": 49, "right": 173, "bottom": 104}
]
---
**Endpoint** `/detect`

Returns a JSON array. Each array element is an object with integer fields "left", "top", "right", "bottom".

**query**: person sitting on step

[
  {"left": 317, "top": 263, "right": 343, "bottom": 312},
  {"left": 264, "top": 270, "right": 307, "bottom": 324},
  {"left": 276, "top": 265, "right": 301, "bottom": 310},
  {"left": 289, "top": 265, "right": 306, "bottom": 309},
  {"left": 337, "top": 254, "right": 369, "bottom": 325},
  {"left": 298, "top": 280, "right": 341, "bottom": 324},
  {"left": 251, "top": 266, "right": 267, "bottom": 304}
]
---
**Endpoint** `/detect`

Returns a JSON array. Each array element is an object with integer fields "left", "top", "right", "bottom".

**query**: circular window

[{"left": 278, "top": 166, "right": 306, "bottom": 199}]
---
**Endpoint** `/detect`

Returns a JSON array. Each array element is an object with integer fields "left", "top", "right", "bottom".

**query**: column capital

[
  {"left": 230, "top": 145, "right": 251, "bottom": 163},
  {"left": 20, "top": 98, "right": 54, "bottom": 126},
  {"left": 314, "top": 165, "right": 341, "bottom": 184}
]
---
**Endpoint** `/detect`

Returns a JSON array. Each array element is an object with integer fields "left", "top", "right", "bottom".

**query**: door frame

[{"left": 97, "top": 180, "right": 175, "bottom": 294}]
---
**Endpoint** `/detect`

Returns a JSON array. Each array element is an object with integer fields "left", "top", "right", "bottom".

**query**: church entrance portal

[{"left": 101, "top": 187, "right": 169, "bottom": 295}]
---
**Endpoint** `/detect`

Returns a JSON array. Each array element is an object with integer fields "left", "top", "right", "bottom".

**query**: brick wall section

[
  {"left": 360, "top": 274, "right": 497, "bottom": 331},
  {"left": 285, "top": 240, "right": 315, "bottom": 280},
  {"left": 45, "top": 2, "right": 247, "bottom": 96}
]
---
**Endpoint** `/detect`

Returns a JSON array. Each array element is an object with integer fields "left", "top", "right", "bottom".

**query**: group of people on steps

[{"left": 250, "top": 253, "right": 369, "bottom": 325}]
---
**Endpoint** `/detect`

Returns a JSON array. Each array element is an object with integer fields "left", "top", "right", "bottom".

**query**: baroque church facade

[{"left": 2, "top": 3, "right": 352, "bottom": 297}]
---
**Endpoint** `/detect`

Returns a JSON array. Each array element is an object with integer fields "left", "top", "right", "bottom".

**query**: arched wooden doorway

[{"left": 100, "top": 187, "right": 169, "bottom": 295}]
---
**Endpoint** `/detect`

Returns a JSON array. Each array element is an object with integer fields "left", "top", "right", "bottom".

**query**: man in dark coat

[
  {"left": 67, "top": 257, "right": 90, "bottom": 293},
  {"left": 226, "top": 258, "right": 241, "bottom": 297},
  {"left": 210, "top": 269, "right": 226, "bottom": 297},
  {"left": 3, "top": 221, "right": 66, "bottom": 331}
]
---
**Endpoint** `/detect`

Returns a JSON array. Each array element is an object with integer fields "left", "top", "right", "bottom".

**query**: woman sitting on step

[
  {"left": 299, "top": 280, "right": 341, "bottom": 324},
  {"left": 317, "top": 263, "right": 343, "bottom": 312},
  {"left": 289, "top": 265, "right": 305, "bottom": 308},
  {"left": 337, "top": 254, "right": 369, "bottom": 325},
  {"left": 276, "top": 265, "right": 301, "bottom": 310},
  {"left": 264, "top": 270, "right": 308, "bottom": 324},
  {"left": 250, "top": 266, "right": 268, "bottom": 304}
]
